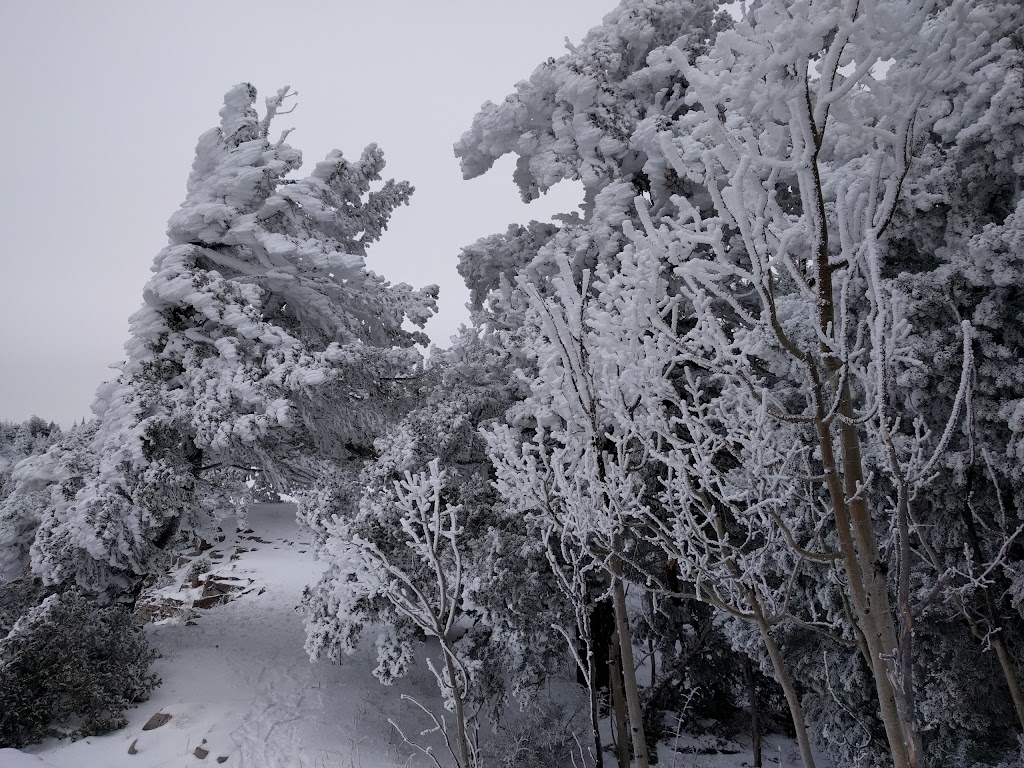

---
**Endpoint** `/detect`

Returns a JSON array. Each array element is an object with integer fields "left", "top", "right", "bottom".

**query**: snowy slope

[
  {"left": 7, "top": 502, "right": 814, "bottom": 768},
  {"left": 0, "top": 751, "right": 59, "bottom": 768},
  {"left": 17, "top": 503, "right": 435, "bottom": 768}
]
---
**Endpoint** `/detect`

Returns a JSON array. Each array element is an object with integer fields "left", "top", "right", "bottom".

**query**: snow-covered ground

[
  {"left": 3, "top": 503, "right": 812, "bottom": 768},
  {"left": 9, "top": 503, "right": 437, "bottom": 768}
]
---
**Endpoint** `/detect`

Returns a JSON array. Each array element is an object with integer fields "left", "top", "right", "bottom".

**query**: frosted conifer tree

[
  {"left": 2, "top": 84, "right": 436, "bottom": 598},
  {"left": 876, "top": 4, "right": 1024, "bottom": 745},
  {"left": 0, "top": 418, "right": 65, "bottom": 582}
]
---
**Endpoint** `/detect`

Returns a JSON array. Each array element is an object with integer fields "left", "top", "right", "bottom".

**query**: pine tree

[{"left": 1, "top": 84, "right": 436, "bottom": 598}]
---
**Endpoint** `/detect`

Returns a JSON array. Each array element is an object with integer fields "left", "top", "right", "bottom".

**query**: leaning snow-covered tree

[{"left": 1, "top": 83, "right": 436, "bottom": 598}]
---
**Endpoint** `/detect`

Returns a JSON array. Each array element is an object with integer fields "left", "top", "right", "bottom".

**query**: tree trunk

[
  {"left": 745, "top": 658, "right": 762, "bottom": 768},
  {"left": 585, "top": 612, "right": 606, "bottom": 768},
  {"left": 832, "top": 405, "right": 919, "bottom": 768},
  {"left": 807, "top": 106, "right": 920, "bottom": 768},
  {"left": 590, "top": 673, "right": 606, "bottom": 768},
  {"left": 610, "top": 636, "right": 632, "bottom": 768},
  {"left": 993, "top": 638, "right": 1024, "bottom": 730},
  {"left": 811, "top": 378, "right": 916, "bottom": 768},
  {"left": 592, "top": 598, "right": 615, "bottom": 691},
  {"left": 443, "top": 648, "right": 472, "bottom": 768},
  {"left": 961, "top": 466, "right": 1024, "bottom": 730},
  {"left": 896, "top": 487, "right": 926, "bottom": 767},
  {"left": 713, "top": 512, "right": 813, "bottom": 768},
  {"left": 646, "top": 591, "right": 657, "bottom": 688},
  {"left": 610, "top": 548, "right": 651, "bottom": 768},
  {"left": 747, "top": 594, "right": 815, "bottom": 768}
]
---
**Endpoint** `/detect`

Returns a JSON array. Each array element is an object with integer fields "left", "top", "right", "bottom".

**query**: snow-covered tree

[
  {"left": 302, "top": 331, "right": 588, "bottom": 763},
  {"left": 484, "top": 259, "right": 663, "bottom": 767},
  {"left": 866, "top": 5, "right": 1024, "bottom": 754},
  {"left": 0, "top": 418, "right": 63, "bottom": 583},
  {"left": 455, "top": 0, "right": 719, "bottom": 211},
  {"left": 312, "top": 460, "right": 480, "bottom": 768},
  {"left": 459, "top": 0, "right": 1024, "bottom": 765},
  {"left": 0, "top": 585, "right": 158, "bottom": 747},
  {"left": 455, "top": 4, "right": 729, "bottom": 763},
  {"left": 0, "top": 418, "right": 60, "bottom": 503},
  {"left": 1, "top": 83, "right": 436, "bottom": 599},
  {"left": 608, "top": 0, "right": 1024, "bottom": 764}
]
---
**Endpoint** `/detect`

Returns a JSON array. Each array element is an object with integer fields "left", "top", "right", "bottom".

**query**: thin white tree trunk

[
  {"left": 442, "top": 647, "right": 472, "bottom": 768},
  {"left": 609, "top": 634, "right": 632, "bottom": 768},
  {"left": 806, "top": 137, "right": 919, "bottom": 768},
  {"left": 609, "top": 548, "right": 650, "bottom": 768},
  {"left": 751, "top": 606, "right": 815, "bottom": 768},
  {"left": 744, "top": 658, "right": 762, "bottom": 768}
]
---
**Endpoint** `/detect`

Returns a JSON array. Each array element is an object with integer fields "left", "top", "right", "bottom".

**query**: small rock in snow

[{"left": 141, "top": 712, "right": 172, "bottom": 731}]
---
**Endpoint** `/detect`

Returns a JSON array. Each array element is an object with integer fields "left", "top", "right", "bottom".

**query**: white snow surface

[
  {"left": 15, "top": 503, "right": 436, "bottom": 768},
  {"left": 0, "top": 751, "right": 59, "bottom": 768}
]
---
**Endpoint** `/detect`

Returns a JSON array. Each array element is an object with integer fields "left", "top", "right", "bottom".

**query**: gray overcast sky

[{"left": 0, "top": 1, "right": 603, "bottom": 426}]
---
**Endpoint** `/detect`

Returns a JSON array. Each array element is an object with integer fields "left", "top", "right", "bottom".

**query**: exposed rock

[
  {"left": 142, "top": 712, "right": 172, "bottom": 731},
  {"left": 192, "top": 596, "right": 225, "bottom": 610}
]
